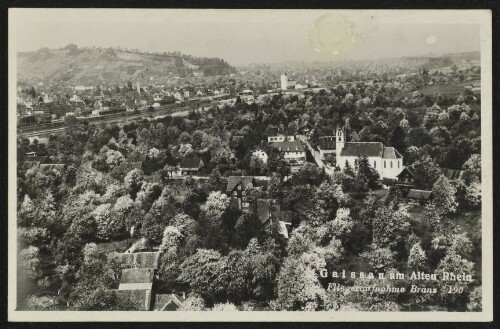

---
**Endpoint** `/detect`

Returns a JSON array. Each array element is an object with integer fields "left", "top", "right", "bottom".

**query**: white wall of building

[
  {"left": 252, "top": 149, "right": 268, "bottom": 164},
  {"left": 280, "top": 74, "right": 288, "bottom": 90}
]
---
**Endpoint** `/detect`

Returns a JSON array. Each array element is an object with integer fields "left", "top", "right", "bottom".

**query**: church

[{"left": 335, "top": 126, "right": 404, "bottom": 180}]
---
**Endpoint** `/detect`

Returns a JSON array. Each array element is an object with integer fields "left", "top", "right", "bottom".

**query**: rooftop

[
  {"left": 226, "top": 176, "right": 257, "bottom": 192},
  {"left": 270, "top": 141, "right": 305, "bottom": 153},
  {"left": 340, "top": 142, "right": 384, "bottom": 157}
]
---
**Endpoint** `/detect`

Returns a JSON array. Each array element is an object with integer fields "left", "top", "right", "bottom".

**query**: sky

[{"left": 10, "top": 9, "right": 482, "bottom": 66}]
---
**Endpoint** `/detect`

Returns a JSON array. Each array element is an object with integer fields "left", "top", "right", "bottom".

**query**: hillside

[{"left": 17, "top": 44, "right": 237, "bottom": 85}]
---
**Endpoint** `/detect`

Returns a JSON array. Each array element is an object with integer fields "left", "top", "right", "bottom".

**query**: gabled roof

[
  {"left": 270, "top": 141, "right": 305, "bottom": 153},
  {"left": 318, "top": 136, "right": 336, "bottom": 150},
  {"left": 154, "top": 294, "right": 186, "bottom": 311},
  {"left": 407, "top": 189, "right": 433, "bottom": 200},
  {"left": 382, "top": 147, "right": 403, "bottom": 159},
  {"left": 340, "top": 142, "right": 384, "bottom": 157},
  {"left": 180, "top": 156, "right": 204, "bottom": 170},
  {"left": 110, "top": 251, "right": 161, "bottom": 269},
  {"left": 226, "top": 176, "right": 257, "bottom": 192},
  {"left": 397, "top": 167, "right": 414, "bottom": 178}
]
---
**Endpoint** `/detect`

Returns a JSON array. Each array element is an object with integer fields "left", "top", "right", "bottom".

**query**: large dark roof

[
  {"left": 382, "top": 147, "right": 403, "bottom": 159},
  {"left": 120, "top": 268, "right": 156, "bottom": 284},
  {"left": 180, "top": 156, "right": 204, "bottom": 170},
  {"left": 318, "top": 136, "right": 336, "bottom": 150},
  {"left": 270, "top": 141, "right": 305, "bottom": 153},
  {"left": 113, "top": 289, "right": 153, "bottom": 311},
  {"left": 257, "top": 199, "right": 280, "bottom": 224},
  {"left": 110, "top": 251, "right": 161, "bottom": 269},
  {"left": 340, "top": 142, "right": 384, "bottom": 157},
  {"left": 226, "top": 176, "right": 257, "bottom": 192}
]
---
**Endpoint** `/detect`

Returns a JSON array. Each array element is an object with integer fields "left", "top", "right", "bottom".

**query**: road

[{"left": 301, "top": 138, "right": 335, "bottom": 176}]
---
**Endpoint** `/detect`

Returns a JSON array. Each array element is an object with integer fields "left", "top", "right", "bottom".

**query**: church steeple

[{"left": 335, "top": 126, "right": 345, "bottom": 150}]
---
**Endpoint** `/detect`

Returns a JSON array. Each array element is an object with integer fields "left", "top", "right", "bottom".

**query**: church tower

[
  {"left": 335, "top": 126, "right": 345, "bottom": 167},
  {"left": 336, "top": 126, "right": 345, "bottom": 150}
]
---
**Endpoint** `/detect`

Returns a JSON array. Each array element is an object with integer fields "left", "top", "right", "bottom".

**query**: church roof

[
  {"left": 382, "top": 147, "right": 403, "bottom": 159},
  {"left": 340, "top": 142, "right": 384, "bottom": 157}
]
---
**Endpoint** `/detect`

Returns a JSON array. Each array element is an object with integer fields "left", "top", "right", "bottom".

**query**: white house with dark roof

[
  {"left": 335, "top": 126, "right": 404, "bottom": 179},
  {"left": 270, "top": 140, "right": 306, "bottom": 164}
]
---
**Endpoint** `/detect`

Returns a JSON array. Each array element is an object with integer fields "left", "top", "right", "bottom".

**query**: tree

[
  {"left": 356, "top": 155, "right": 380, "bottom": 190},
  {"left": 19, "top": 246, "right": 42, "bottom": 280},
  {"left": 360, "top": 244, "right": 396, "bottom": 272},
  {"left": 160, "top": 226, "right": 183, "bottom": 256},
  {"left": 124, "top": 169, "right": 143, "bottom": 198},
  {"left": 267, "top": 149, "right": 291, "bottom": 181},
  {"left": 432, "top": 175, "right": 458, "bottom": 215},
  {"left": 202, "top": 191, "right": 230, "bottom": 226},
  {"left": 408, "top": 242, "right": 427, "bottom": 270},
  {"left": 249, "top": 155, "right": 266, "bottom": 175},
  {"left": 412, "top": 156, "right": 442, "bottom": 190},
  {"left": 274, "top": 252, "right": 328, "bottom": 311},
  {"left": 390, "top": 126, "right": 407, "bottom": 154},
  {"left": 372, "top": 203, "right": 411, "bottom": 251},
  {"left": 178, "top": 249, "right": 230, "bottom": 303}
]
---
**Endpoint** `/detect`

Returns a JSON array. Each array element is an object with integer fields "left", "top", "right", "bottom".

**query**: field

[{"left": 420, "top": 84, "right": 466, "bottom": 97}]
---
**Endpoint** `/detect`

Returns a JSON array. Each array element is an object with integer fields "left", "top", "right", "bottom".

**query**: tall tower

[
  {"left": 335, "top": 126, "right": 345, "bottom": 167},
  {"left": 280, "top": 73, "right": 288, "bottom": 90},
  {"left": 136, "top": 81, "right": 141, "bottom": 95}
]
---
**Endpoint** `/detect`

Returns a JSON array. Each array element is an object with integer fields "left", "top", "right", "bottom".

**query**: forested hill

[{"left": 17, "top": 44, "right": 237, "bottom": 84}]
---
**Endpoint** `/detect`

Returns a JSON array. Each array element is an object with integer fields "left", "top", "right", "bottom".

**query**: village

[{"left": 16, "top": 41, "right": 483, "bottom": 312}]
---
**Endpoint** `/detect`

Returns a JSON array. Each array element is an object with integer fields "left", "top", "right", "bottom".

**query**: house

[
  {"left": 317, "top": 136, "right": 336, "bottom": 160},
  {"left": 226, "top": 176, "right": 261, "bottom": 211},
  {"left": 179, "top": 156, "right": 204, "bottom": 175},
  {"left": 267, "top": 127, "right": 296, "bottom": 142},
  {"left": 270, "top": 141, "right": 306, "bottom": 164},
  {"left": 112, "top": 268, "right": 157, "bottom": 311},
  {"left": 396, "top": 167, "right": 415, "bottom": 188},
  {"left": 335, "top": 126, "right": 404, "bottom": 180},
  {"left": 154, "top": 293, "right": 186, "bottom": 311},
  {"left": 256, "top": 199, "right": 292, "bottom": 238}
]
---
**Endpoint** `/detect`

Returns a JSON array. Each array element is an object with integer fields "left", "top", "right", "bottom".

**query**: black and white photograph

[{"left": 7, "top": 8, "right": 493, "bottom": 321}]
